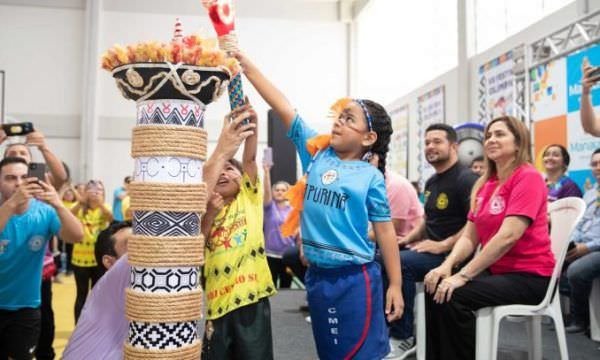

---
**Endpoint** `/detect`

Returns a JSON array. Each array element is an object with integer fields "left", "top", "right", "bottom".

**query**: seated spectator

[
  {"left": 542, "top": 144, "right": 582, "bottom": 202},
  {"left": 63, "top": 221, "right": 131, "bottom": 360},
  {"left": 0, "top": 157, "right": 83, "bottom": 360},
  {"left": 470, "top": 155, "right": 485, "bottom": 176},
  {"left": 560, "top": 148, "right": 600, "bottom": 333},
  {"left": 263, "top": 162, "right": 296, "bottom": 288},
  {"left": 423, "top": 116, "right": 554, "bottom": 360},
  {"left": 387, "top": 124, "right": 478, "bottom": 359}
]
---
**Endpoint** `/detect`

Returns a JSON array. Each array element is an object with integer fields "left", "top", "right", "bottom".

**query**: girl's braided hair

[{"left": 360, "top": 99, "right": 393, "bottom": 175}]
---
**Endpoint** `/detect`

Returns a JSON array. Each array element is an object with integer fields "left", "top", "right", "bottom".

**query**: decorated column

[{"left": 102, "top": 23, "right": 239, "bottom": 359}]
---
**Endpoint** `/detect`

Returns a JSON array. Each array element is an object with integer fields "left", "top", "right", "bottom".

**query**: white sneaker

[{"left": 384, "top": 336, "right": 415, "bottom": 360}]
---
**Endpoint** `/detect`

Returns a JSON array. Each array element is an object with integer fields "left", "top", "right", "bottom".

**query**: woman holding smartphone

[
  {"left": 70, "top": 180, "right": 113, "bottom": 323},
  {"left": 262, "top": 148, "right": 296, "bottom": 288}
]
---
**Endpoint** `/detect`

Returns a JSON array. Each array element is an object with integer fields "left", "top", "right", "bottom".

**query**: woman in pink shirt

[{"left": 423, "top": 116, "right": 554, "bottom": 360}]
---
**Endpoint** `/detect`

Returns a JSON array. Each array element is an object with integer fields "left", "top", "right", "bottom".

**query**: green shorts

[{"left": 202, "top": 297, "right": 273, "bottom": 360}]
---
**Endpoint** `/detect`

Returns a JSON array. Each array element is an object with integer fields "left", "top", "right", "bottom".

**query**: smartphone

[
  {"left": 263, "top": 147, "right": 273, "bottom": 167},
  {"left": 27, "top": 162, "right": 47, "bottom": 182},
  {"left": 589, "top": 66, "right": 600, "bottom": 79},
  {"left": 2, "top": 122, "right": 34, "bottom": 136}
]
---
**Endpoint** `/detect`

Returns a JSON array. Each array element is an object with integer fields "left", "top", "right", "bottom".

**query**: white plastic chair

[
  {"left": 475, "top": 197, "right": 586, "bottom": 360},
  {"left": 590, "top": 278, "right": 600, "bottom": 342}
]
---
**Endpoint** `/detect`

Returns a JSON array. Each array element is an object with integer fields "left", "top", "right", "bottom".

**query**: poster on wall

[
  {"left": 530, "top": 42, "right": 600, "bottom": 192},
  {"left": 388, "top": 104, "right": 409, "bottom": 177},
  {"left": 417, "top": 85, "right": 445, "bottom": 188},
  {"left": 477, "top": 50, "right": 515, "bottom": 124}
]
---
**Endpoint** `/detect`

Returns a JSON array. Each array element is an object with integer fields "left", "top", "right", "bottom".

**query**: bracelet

[{"left": 458, "top": 271, "right": 472, "bottom": 282}]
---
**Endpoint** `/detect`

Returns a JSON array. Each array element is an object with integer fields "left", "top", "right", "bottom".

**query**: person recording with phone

[
  {"left": 580, "top": 58, "right": 600, "bottom": 137},
  {"left": 0, "top": 157, "right": 83, "bottom": 360},
  {"left": 1, "top": 123, "right": 71, "bottom": 360},
  {"left": 1, "top": 123, "right": 69, "bottom": 190}
]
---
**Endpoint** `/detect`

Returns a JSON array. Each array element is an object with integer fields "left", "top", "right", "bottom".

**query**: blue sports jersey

[
  {"left": 287, "top": 114, "right": 391, "bottom": 268},
  {"left": 0, "top": 200, "right": 61, "bottom": 310}
]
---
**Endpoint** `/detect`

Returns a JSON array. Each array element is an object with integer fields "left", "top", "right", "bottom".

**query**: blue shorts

[{"left": 306, "top": 261, "right": 389, "bottom": 360}]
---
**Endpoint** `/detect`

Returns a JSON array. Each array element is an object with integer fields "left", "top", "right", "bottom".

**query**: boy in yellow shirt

[{"left": 201, "top": 102, "right": 275, "bottom": 359}]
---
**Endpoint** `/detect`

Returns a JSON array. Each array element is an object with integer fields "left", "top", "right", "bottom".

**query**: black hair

[
  {"left": 425, "top": 123, "right": 458, "bottom": 143},
  {"left": 471, "top": 156, "right": 484, "bottom": 165},
  {"left": 227, "top": 158, "right": 243, "bottom": 173},
  {"left": 95, "top": 220, "right": 131, "bottom": 272},
  {"left": 543, "top": 144, "right": 570, "bottom": 168},
  {"left": 594, "top": 148, "right": 600, "bottom": 156},
  {"left": 0, "top": 157, "right": 28, "bottom": 175},
  {"left": 360, "top": 99, "right": 393, "bottom": 176},
  {"left": 124, "top": 176, "right": 132, "bottom": 184}
]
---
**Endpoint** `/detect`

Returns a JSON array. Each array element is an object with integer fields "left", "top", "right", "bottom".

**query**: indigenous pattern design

[
  {"left": 137, "top": 100, "right": 205, "bottom": 128},
  {"left": 134, "top": 157, "right": 203, "bottom": 184},
  {"left": 128, "top": 321, "right": 198, "bottom": 349},
  {"left": 130, "top": 266, "right": 200, "bottom": 293},
  {"left": 133, "top": 211, "right": 200, "bottom": 237}
]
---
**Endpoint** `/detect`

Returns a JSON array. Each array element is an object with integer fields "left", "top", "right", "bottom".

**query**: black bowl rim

[{"left": 111, "top": 62, "right": 232, "bottom": 79}]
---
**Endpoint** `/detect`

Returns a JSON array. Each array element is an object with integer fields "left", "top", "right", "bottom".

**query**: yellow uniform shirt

[
  {"left": 72, "top": 205, "right": 111, "bottom": 267},
  {"left": 204, "top": 173, "right": 276, "bottom": 319}
]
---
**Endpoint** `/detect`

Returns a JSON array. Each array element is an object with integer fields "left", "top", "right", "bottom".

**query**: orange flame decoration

[
  {"left": 100, "top": 21, "right": 240, "bottom": 75},
  {"left": 280, "top": 134, "right": 331, "bottom": 237}
]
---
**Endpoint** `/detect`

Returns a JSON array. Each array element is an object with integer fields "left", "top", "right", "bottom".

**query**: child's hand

[
  {"left": 215, "top": 106, "right": 256, "bottom": 160},
  {"left": 232, "top": 52, "right": 256, "bottom": 76},
  {"left": 385, "top": 284, "right": 404, "bottom": 322},
  {"left": 206, "top": 192, "right": 224, "bottom": 216}
]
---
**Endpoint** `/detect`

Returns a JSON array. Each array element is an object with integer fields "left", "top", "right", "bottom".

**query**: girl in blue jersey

[{"left": 234, "top": 52, "right": 403, "bottom": 360}]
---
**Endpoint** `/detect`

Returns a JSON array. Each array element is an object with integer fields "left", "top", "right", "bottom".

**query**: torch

[{"left": 202, "top": 0, "right": 247, "bottom": 121}]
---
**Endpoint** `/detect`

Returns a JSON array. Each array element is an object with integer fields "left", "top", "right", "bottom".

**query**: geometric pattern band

[
  {"left": 136, "top": 100, "right": 205, "bottom": 128},
  {"left": 134, "top": 157, "right": 203, "bottom": 184},
  {"left": 133, "top": 211, "right": 200, "bottom": 237},
  {"left": 130, "top": 266, "right": 200, "bottom": 294},
  {"left": 128, "top": 321, "right": 199, "bottom": 350}
]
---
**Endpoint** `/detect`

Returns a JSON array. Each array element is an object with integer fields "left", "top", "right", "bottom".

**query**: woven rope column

[{"left": 124, "top": 99, "right": 207, "bottom": 359}]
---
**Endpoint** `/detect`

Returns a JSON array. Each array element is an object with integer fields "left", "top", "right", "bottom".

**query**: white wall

[
  {"left": 0, "top": 1, "right": 347, "bottom": 199},
  {"left": 0, "top": 4, "right": 84, "bottom": 179}
]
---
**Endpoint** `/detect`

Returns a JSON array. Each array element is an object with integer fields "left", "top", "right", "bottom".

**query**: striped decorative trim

[{"left": 125, "top": 288, "right": 202, "bottom": 322}]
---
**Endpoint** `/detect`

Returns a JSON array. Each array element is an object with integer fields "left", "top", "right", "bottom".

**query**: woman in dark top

[{"left": 542, "top": 144, "right": 582, "bottom": 202}]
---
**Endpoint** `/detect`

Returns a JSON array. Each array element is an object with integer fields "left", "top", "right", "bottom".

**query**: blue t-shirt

[
  {"left": 113, "top": 187, "right": 125, "bottom": 221},
  {"left": 0, "top": 200, "right": 61, "bottom": 310},
  {"left": 287, "top": 114, "right": 391, "bottom": 268}
]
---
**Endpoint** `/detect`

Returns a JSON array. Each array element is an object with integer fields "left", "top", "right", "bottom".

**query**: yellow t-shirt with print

[
  {"left": 121, "top": 196, "right": 132, "bottom": 221},
  {"left": 204, "top": 173, "right": 276, "bottom": 320},
  {"left": 72, "top": 205, "right": 111, "bottom": 267}
]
